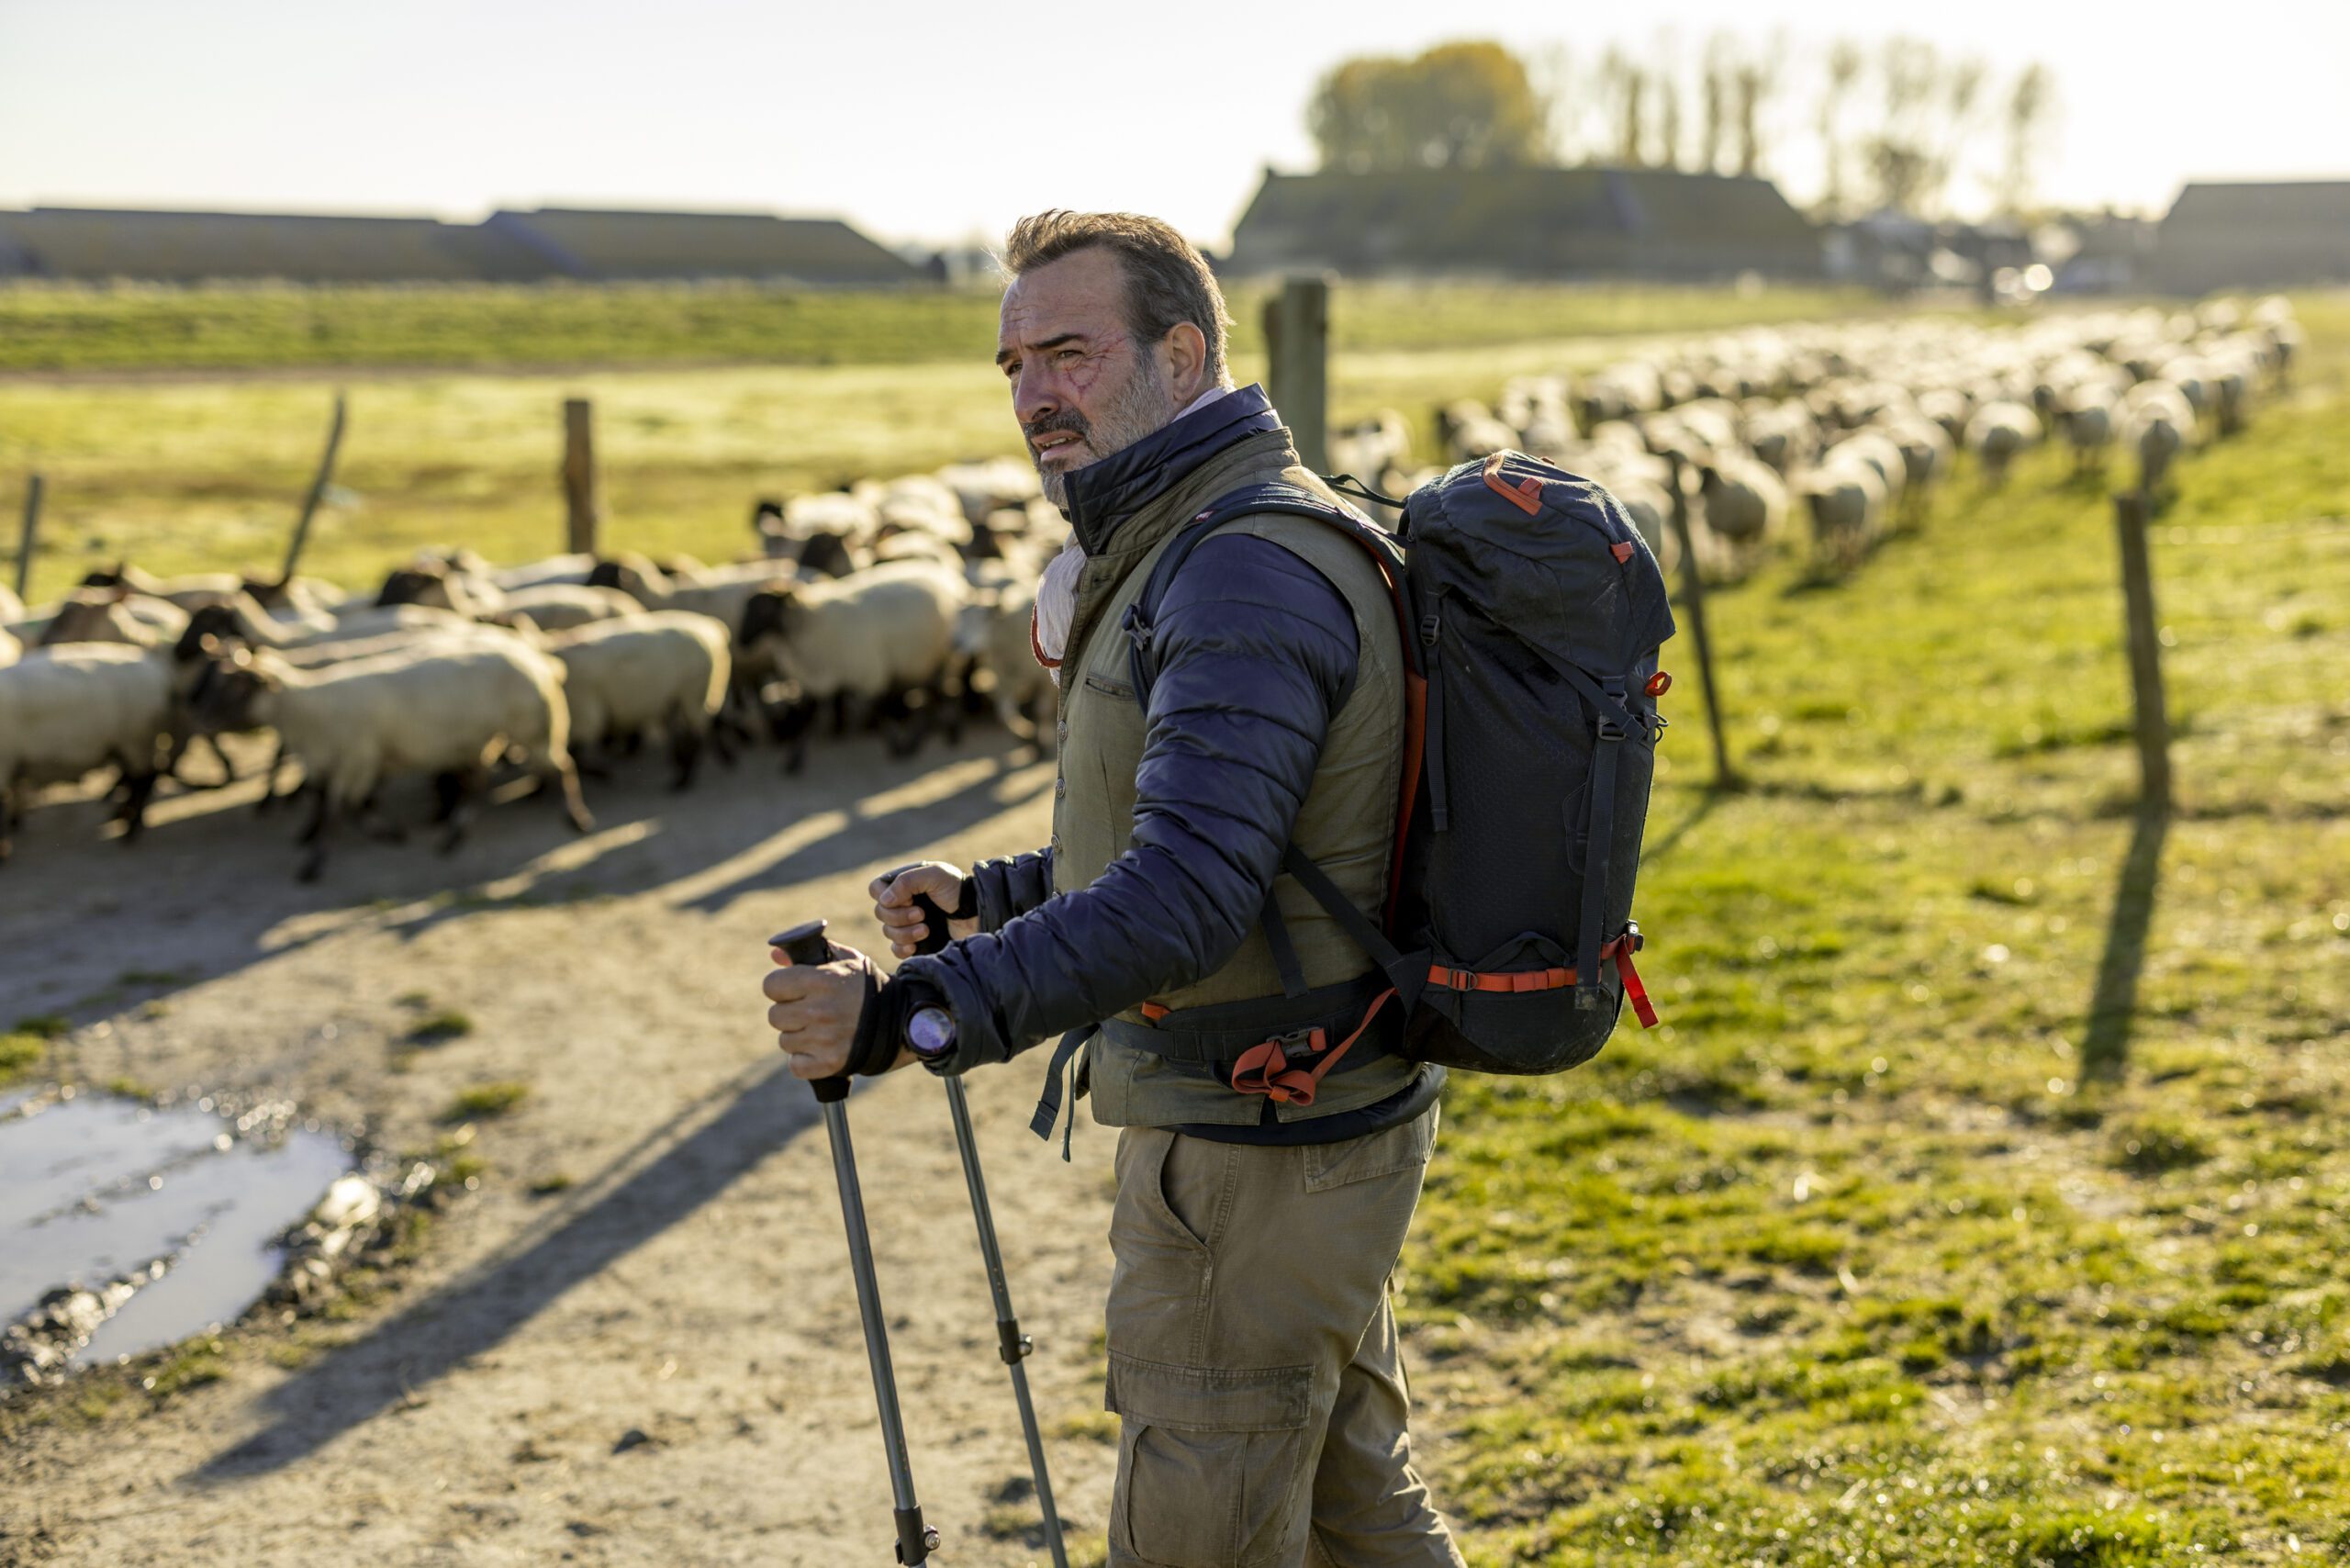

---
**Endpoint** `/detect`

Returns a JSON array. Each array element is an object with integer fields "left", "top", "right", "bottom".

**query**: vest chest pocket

[{"left": 1082, "top": 671, "right": 1136, "bottom": 700}]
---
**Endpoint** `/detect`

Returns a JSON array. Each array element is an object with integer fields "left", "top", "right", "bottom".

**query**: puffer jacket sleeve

[
  {"left": 968, "top": 848, "right": 1055, "bottom": 933},
  {"left": 894, "top": 532, "right": 1358, "bottom": 1070}
]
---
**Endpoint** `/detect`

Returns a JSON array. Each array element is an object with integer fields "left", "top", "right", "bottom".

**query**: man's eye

[
  {"left": 1001, "top": 360, "right": 1020, "bottom": 380},
  {"left": 1056, "top": 348, "right": 1081, "bottom": 364}
]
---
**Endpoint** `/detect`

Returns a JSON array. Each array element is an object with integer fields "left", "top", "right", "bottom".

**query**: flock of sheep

[
  {"left": 0, "top": 455, "right": 1059, "bottom": 879},
  {"left": 1334, "top": 293, "right": 2301, "bottom": 580},
  {"left": 0, "top": 295, "right": 2303, "bottom": 879}
]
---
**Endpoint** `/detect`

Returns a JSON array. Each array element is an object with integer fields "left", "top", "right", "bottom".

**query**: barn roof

[
  {"left": 0, "top": 206, "right": 922, "bottom": 287},
  {"left": 487, "top": 208, "right": 923, "bottom": 286},
  {"left": 2151, "top": 180, "right": 2350, "bottom": 292},
  {"left": 0, "top": 207, "right": 549, "bottom": 284},
  {"left": 1226, "top": 165, "right": 1820, "bottom": 280}
]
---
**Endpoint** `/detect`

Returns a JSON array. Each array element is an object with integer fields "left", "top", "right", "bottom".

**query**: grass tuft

[{"left": 441, "top": 1081, "right": 528, "bottom": 1124}]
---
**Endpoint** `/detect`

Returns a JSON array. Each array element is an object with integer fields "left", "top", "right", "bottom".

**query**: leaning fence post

[
  {"left": 14, "top": 472, "right": 41, "bottom": 602},
  {"left": 1262, "top": 275, "right": 1329, "bottom": 474},
  {"left": 278, "top": 392, "right": 347, "bottom": 587},
  {"left": 2113, "top": 489, "right": 2172, "bottom": 812},
  {"left": 563, "top": 398, "right": 600, "bottom": 557},
  {"left": 1663, "top": 454, "right": 1738, "bottom": 790}
]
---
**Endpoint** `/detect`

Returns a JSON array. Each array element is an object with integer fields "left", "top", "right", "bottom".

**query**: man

[{"left": 762, "top": 210, "right": 1464, "bottom": 1568}]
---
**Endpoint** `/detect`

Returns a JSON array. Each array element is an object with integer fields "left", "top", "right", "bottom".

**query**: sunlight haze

[{"left": 4, "top": 0, "right": 2345, "bottom": 247}]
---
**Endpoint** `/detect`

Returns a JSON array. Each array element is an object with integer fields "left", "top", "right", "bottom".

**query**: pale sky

[{"left": 3, "top": 0, "right": 2345, "bottom": 249}]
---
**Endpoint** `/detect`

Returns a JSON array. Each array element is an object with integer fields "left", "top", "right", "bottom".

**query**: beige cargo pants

[{"left": 1102, "top": 1102, "right": 1465, "bottom": 1567}]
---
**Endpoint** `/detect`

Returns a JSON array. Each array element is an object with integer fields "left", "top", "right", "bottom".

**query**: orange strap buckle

[{"left": 1228, "top": 989, "right": 1400, "bottom": 1107}]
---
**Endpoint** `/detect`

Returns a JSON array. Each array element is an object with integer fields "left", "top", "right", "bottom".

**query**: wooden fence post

[
  {"left": 14, "top": 473, "right": 41, "bottom": 602},
  {"left": 278, "top": 393, "right": 347, "bottom": 586},
  {"left": 2113, "top": 489, "right": 2172, "bottom": 812},
  {"left": 563, "top": 398, "right": 600, "bottom": 556},
  {"left": 1262, "top": 275, "right": 1329, "bottom": 474},
  {"left": 1664, "top": 454, "right": 1738, "bottom": 790}
]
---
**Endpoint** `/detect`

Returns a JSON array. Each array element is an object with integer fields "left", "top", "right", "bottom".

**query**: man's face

[{"left": 997, "top": 248, "right": 1178, "bottom": 508}]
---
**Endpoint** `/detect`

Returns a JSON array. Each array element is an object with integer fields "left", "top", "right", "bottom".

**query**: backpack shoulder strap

[{"left": 1123, "top": 481, "right": 1409, "bottom": 709}]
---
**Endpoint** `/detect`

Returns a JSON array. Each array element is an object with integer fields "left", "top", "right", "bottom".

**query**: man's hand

[
  {"left": 764, "top": 941, "right": 903, "bottom": 1081},
  {"left": 870, "top": 862, "right": 979, "bottom": 959}
]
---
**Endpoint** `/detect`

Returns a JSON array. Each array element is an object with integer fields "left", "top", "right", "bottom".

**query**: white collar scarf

[{"left": 1030, "top": 385, "right": 1231, "bottom": 685}]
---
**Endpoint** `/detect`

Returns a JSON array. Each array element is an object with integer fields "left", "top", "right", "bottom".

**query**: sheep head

[{"left": 736, "top": 583, "right": 802, "bottom": 651}]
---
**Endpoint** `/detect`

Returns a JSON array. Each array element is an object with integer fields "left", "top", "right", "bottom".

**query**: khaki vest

[{"left": 1052, "top": 446, "right": 1415, "bottom": 1127}]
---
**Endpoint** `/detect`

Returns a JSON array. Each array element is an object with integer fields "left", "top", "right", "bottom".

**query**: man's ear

[{"left": 1161, "top": 320, "right": 1209, "bottom": 404}]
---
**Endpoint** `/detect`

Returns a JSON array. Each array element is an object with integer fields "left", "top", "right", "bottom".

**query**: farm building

[
  {"left": 1223, "top": 165, "right": 1823, "bottom": 282},
  {"left": 0, "top": 207, "right": 543, "bottom": 284},
  {"left": 481, "top": 208, "right": 923, "bottom": 286},
  {"left": 2148, "top": 180, "right": 2350, "bottom": 294},
  {"left": 0, "top": 205, "right": 921, "bottom": 286}
]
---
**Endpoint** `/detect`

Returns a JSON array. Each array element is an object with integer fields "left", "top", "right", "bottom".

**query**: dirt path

[{"left": 1, "top": 732, "right": 1127, "bottom": 1565}]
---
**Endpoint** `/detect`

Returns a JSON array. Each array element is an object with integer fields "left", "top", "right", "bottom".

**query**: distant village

[{"left": 0, "top": 168, "right": 2341, "bottom": 297}]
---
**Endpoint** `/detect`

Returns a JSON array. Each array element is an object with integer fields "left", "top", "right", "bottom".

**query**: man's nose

[{"left": 1014, "top": 363, "right": 1059, "bottom": 427}]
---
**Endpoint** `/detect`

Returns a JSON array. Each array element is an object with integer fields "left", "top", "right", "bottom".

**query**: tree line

[{"left": 1307, "top": 37, "right": 2057, "bottom": 220}]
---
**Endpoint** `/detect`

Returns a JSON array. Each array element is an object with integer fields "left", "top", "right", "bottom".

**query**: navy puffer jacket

[{"left": 887, "top": 398, "right": 1357, "bottom": 1070}]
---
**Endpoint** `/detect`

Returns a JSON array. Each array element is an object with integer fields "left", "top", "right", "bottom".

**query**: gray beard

[{"left": 1035, "top": 361, "right": 1178, "bottom": 510}]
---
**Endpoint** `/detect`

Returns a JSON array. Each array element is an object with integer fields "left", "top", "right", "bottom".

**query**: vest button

[
  {"left": 1049, "top": 833, "right": 1061, "bottom": 853},
  {"left": 1053, "top": 777, "right": 1066, "bottom": 800}
]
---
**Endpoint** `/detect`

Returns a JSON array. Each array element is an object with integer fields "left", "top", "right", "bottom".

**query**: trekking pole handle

[
  {"left": 877, "top": 868, "right": 957, "bottom": 959},
  {"left": 769, "top": 919, "right": 852, "bottom": 1105},
  {"left": 908, "top": 893, "right": 953, "bottom": 958}
]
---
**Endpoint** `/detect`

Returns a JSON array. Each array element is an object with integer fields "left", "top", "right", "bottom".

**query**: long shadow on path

[
  {"left": 2081, "top": 806, "right": 2170, "bottom": 1081},
  {"left": 190, "top": 1057, "right": 825, "bottom": 1484}
]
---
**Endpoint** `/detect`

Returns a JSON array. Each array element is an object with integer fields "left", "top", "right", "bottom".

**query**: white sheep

[
  {"left": 37, "top": 589, "right": 186, "bottom": 649},
  {"left": 1798, "top": 460, "right": 1888, "bottom": 568},
  {"left": 1693, "top": 457, "right": 1787, "bottom": 546},
  {"left": 544, "top": 611, "right": 733, "bottom": 789},
  {"left": 2119, "top": 384, "right": 2196, "bottom": 497},
  {"left": 2060, "top": 398, "right": 2116, "bottom": 479},
  {"left": 1965, "top": 401, "right": 2042, "bottom": 487},
  {"left": 192, "top": 638, "right": 591, "bottom": 881},
  {"left": 488, "top": 553, "right": 598, "bottom": 592},
  {"left": 490, "top": 583, "right": 644, "bottom": 633},
  {"left": 0, "top": 643, "right": 175, "bottom": 862},
  {"left": 955, "top": 583, "right": 1057, "bottom": 752},
  {"left": 740, "top": 560, "right": 965, "bottom": 772}
]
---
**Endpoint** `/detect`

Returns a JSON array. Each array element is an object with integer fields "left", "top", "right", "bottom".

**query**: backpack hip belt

[{"left": 1096, "top": 969, "right": 1406, "bottom": 1108}]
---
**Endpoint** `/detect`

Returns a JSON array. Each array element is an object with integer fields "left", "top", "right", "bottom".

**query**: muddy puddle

[{"left": 1, "top": 1088, "right": 352, "bottom": 1372}]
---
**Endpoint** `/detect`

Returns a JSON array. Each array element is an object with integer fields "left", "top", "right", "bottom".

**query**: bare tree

[
  {"left": 1733, "top": 32, "right": 1785, "bottom": 177},
  {"left": 2000, "top": 62, "right": 2055, "bottom": 216},
  {"left": 1653, "top": 36, "right": 1684, "bottom": 171},
  {"left": 1818, "top": 39, "right": 1864, "bottom": 217},
  {"left": 1700, "top": 34, "right": 1734, "bottom": 174},
  {"left": 1611, "top": 50, "right": 1649, "bottom": 165}
]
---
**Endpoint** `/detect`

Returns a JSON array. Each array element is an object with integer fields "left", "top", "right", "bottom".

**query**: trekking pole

[
  {"left": 770, "top": 919, "right": 940, "bottom": 1566},
  {"left": 903, "top": 890, "right": 1069, "bottom": 1568}
]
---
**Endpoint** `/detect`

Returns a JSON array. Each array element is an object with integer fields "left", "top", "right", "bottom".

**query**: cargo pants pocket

[{"left": 1106, "top": 1350, "right": 1315, "bottom": 1568}]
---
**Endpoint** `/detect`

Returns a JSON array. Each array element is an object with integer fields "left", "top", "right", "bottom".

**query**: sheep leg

[
  {"left": 669, "top": 724, "right": 703, "bottom": 792},
  {"left": 550, "top": 757, "right": 593, "bottom": 834},
  {"left": 297, "top": 788, "right": 335, "bottom": 882},
  {"left": 936, "top": 674, "right": 964, "bottom": 746},
  {"left": 880, "top": 686, "right": 922, "bottom": 758},
  {"left": 707, "top": 713, "right": 738, "bottom": 770},
  {"left": 255, "top": 743, "right": 290, "bottom": 813},
  {"left": 355, "top": 790, "right": 407, "bottom": 845},
  {"left": 117, "top": 770, "right": 160, "bottom": 845},
  {"left": 438, "top": 768, "right": 487, "bottom": 854}
]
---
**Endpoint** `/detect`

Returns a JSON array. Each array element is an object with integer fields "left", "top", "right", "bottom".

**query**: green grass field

[
  {"left": 5, "top": 284, "right": 2344, "bottom": 1563},
  {"left": 1399, "top": 304, "right": 2350, "bottom": 1566},
  {"left": 0, "top": 296, "right": 1924, "bottom": 606},
  {"left": 0, "top": 279, "right": 1895, "bottom": 375}
]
